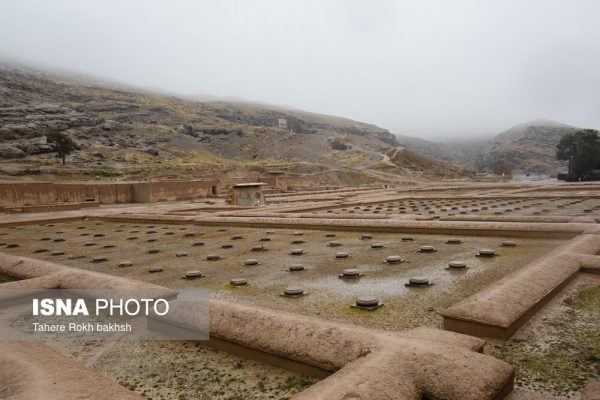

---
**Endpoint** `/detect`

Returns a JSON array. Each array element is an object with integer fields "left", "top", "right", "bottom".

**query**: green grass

[{"left": 357, "top": 349, "right": 371, "bottom": 358}]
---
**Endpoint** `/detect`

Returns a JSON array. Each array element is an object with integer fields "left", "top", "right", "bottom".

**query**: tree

[
  {"left": 556, "top": 129, "right": 600, "bottom": 181},
  {"left": 491, "top": 160, "right": 515, "bottom": 176},
  {"left": 46, "top": 131, "right": 76, "bottom": 165}
]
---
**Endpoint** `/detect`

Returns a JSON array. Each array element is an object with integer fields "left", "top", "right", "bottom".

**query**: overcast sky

[{"left": 1, "top": 0, "right": 599, "bottom": 141}]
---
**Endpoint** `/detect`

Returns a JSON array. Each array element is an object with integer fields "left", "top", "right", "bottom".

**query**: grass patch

[
  {"left": 85, "top": 166, "right": 121, "bottom": 177},
  {"left": 277, "top": 376, "right": 314, "bottom": 391},
  {"left": 490, "top": 285, "right": 600, "bottom": 396}
]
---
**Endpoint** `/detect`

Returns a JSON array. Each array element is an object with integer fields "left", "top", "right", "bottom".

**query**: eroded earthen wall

[
  {"left": 0, "top": 180, "right": 218, "bottom": 209},
  {"left": 145, "top": 180, "right": 218, "bottom": 202},
  {"left": 0, "top": 182, "right": 56, "bottom": 207}
]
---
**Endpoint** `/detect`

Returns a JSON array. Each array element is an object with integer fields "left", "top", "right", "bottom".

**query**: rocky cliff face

[
  {"left": 0, "top": 103, "right": 102, "bottom": 139},
  {"left": 0, "top": 103, "right": 103, "bottom": 159}
]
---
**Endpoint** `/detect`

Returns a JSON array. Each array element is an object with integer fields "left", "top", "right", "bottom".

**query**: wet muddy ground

[{"left": 0, "top": 220, "right": 563, "bottom": 330}]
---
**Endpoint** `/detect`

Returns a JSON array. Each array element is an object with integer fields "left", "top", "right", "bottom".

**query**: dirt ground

[
  {"left": 2, "top": 218, "right": 596, "bottom": 399},
  {"left": 46, "top": 339, "right": 315, "bottom": 400},
  {"left": 490, "top": 273, "right": 600, "bottom": 400},
  {"left": 0, "top": 220, "right": 564, "bottom": 331}
]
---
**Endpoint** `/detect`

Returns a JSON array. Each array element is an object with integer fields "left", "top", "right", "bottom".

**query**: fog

[{"left": 1, "top": 0, "right": 599, "bottom": 141}]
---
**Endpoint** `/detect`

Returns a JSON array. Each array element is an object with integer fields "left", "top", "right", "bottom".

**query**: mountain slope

[
  {"left": 395, "top": 120, "right": 580, "bottom": 175},
  {"left": 479, "top": 120, "right": 578, "bottom": 175},
  {"left": 394, "top": 135, "right": 486, "bottom": 170},
  {"left": 369, "top": 147, "right": 473, "bottom": 179}
]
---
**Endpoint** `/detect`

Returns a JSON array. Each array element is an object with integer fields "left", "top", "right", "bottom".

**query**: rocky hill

[
  {"left": 1, "top": 63, "right": 439, "bottom": 182},
  {"left": 368, "top": 147, "right": 473, "bottom": 179},
  {"left": 396, "top": 121, "right": 581, "bottom": 176},
  {"left": 479, "top": 120, "right": 578, "bottom": 175}
]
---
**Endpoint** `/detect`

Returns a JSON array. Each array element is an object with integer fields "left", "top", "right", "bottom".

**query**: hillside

[
  {"left": 479, "top": 120, "right": 578, "bottom": 175},
  {"left": 368, "top": 147, "right": 473, "bottom": 179},
  {"left": 394, "top": 135, "right": 485, "bottom": 170},
  {"left": 0, "top": 63, "right": 420, "bottom": 182},
  {"left": 395, "top": 121, "right": 580, "bottom": 176}
]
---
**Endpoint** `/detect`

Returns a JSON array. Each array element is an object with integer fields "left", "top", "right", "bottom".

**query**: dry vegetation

[{"left": 0, "top": 64, "right": 470, "bottom": 182}]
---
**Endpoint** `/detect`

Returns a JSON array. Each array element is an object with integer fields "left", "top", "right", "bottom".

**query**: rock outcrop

[{"left": 0, "top": 103, "right": 102, "bottom": 140}]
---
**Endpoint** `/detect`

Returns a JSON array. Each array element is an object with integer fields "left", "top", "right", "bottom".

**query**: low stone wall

[
  {"left": 132, "top": 180, "right": 218, "bottom": 202},
  {"left": 221, "top": 176, "right": 276, "bottom": 188},
  {"left": 2, "top": 201, "right": 99, "bottom": 214},
  {"left": 202, "top": 301, "right": 513, "bottom": 400},
  {"left": 183, "top": 216, "right": 588, "bottom": 239},
  {"left": 0, "top": 180, "right": 219, "bottom": 210},
  {"left": 54, "top": 183, "right": 102, "bottom": 203},
  {"left": 274, "top": 174, "right": 320, "bottom": 190},
  {"left": 0, "top": 342, "right": 143, "bottom": 400},
  {"left": 0, "top": 182, "right": 56, "bottom": 208},
  {"left": 56, "top": 182, "right": 134, "bottom": 204},
  {"left": 441, "top": 232, "right": 600, "bottom": 340},
  {"left": 573, "top": 254, "right": 600, "bottom": 273},
  {"left": 220, "top": 174, "right": 330, "bottom": 191}
]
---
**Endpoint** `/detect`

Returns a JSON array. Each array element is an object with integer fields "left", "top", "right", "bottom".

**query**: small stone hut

[{"left": 227, "top": 183, "right": 266, "bottom": 206}]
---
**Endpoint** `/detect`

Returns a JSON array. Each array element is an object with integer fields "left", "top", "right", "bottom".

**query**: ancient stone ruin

[{"left": 1, "top": 180, "right": 599, "bottom": 399}]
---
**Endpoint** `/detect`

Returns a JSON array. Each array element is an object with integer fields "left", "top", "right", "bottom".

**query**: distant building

[
  {"left": 512, "top": 174, "right": 550, "bottom": 181},
  {"left": 277, "top": 118, "right": 288, "bottom": 130}
]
